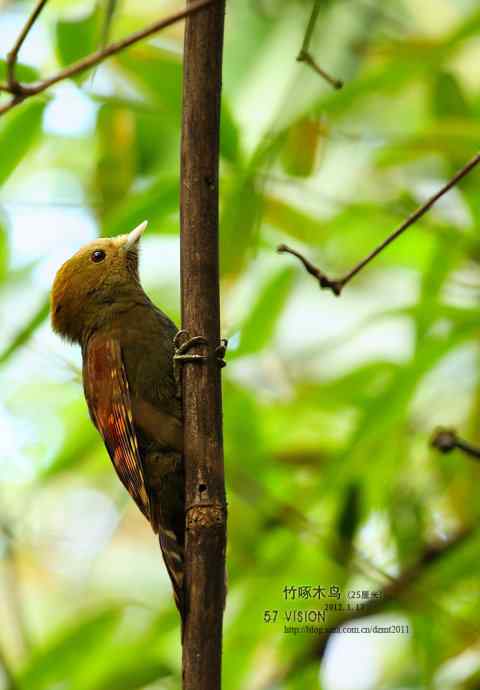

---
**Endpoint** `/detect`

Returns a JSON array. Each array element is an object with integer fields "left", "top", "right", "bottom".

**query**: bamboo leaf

[
  {"left": 235, "top": 267, "right": 296, "bottom": 357},
  {"left": 0, "top": 298, "right": 49, "bottom": 365},
  {"left": 19, "top": 608, "right": 123, "bottom": 690},
  {"left": 55, "top": 6, "right": 103, "bottom": 73},
  {"left": 0, "top": 101, "right": 45, "bottom": 186}
]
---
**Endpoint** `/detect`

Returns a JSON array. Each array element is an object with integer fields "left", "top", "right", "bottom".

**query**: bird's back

[
  {"left": 83, "top": 300, "right": 186, "bottom": 620},
  {"left": 119, "top": 303, "right": 186, "bottom": 618}
]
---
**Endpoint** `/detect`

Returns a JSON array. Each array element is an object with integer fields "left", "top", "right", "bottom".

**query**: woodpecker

[{"left": 51, "top": 222, "right": 186, "bottom": 619}]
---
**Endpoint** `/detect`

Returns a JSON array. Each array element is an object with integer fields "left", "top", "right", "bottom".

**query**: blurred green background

[{"left": 1, "top": 0, "right": 480, "bottom": 688}]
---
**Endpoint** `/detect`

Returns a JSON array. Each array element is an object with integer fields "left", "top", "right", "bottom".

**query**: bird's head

[{"left": 51, "top": 221, "right": 148, "bottom": 343}]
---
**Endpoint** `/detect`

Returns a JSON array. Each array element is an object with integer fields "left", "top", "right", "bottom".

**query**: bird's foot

[
  {"left": 215, "top": 339, "right": 228, "bottom": 369},
  {"left": 173, "top": 330, "right": 209, "bottom": 365},
  {"left": 173, "top": 330, "right": 228, "bottom": 373},
  {"left": 174, "top": 330, "right": 208, "bottom": 389}
]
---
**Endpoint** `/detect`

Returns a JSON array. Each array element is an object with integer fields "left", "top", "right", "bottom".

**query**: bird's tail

[
  {"left": 144, "top": 449, "right": 185, "bottom": 630},
  {"left": 158, "top": 527, "right": 185, "bottom": 622}
]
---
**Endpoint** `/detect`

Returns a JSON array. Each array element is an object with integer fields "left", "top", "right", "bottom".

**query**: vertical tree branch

[{"left": 180, "top": 1, "right": 226, "bottom": 689}]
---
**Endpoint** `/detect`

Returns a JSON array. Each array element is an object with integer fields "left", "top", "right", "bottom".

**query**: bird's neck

[{"left": 85, "top": 292, "right": 150, "bottom": 342}]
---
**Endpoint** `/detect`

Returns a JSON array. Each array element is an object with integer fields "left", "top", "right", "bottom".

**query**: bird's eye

[{"left": 91, "top": 249, "right": 106, "bottom": 263}]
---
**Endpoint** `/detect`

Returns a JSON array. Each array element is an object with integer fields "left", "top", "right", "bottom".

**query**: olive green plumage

[{"left": 51, "top": 223, "right": 185, "bottom": 619}]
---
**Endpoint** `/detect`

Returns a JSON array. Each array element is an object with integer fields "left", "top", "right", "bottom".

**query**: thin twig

[
  {"left": 431, "top": 428, "right": 480, "bottom": 461},
  {"left": 297, "top": 51, "right": 343, "bottom": 89},
  {"left": 297, "top": 0, "right": 343, "bottom": 89},
  {"left": 278, "top": 150, "right": 480, "bottom": 296},
  {"left": 89, "top": 0, "right": 119, "bottom": 84},
  {"left": 278, "top": 243, "right": 344, "bottom": 295},
  {"left": 6, "top": 0, "right": 48, "bottom": 92},
  {"left": 0, "top": 0, "right": 216, "bottom": 116},
  {"left": 302, "top": 0, "right": 321, "bottom": 51}
]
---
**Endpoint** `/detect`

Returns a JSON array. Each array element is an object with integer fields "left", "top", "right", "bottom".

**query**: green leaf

[
  {"left": 432, "top": 71, "right": 470, "bottom": 119},
  {"left": 41, "top": 405, "right": 99, "bottom": 479},
  {"left": 67, "top": 609, "right": 177, "bottom": 690},
  {"left": 0, "top": 100, "right": 45, "bottom": 186},
  {"left": 0, "top": 221, "right": 8, "bottom": 282},
  {"left": 94, "top": 104, "right": 137, "bottom": 215},
  {"left": 134, "top": 107, "right": 177, "bottom": 177},
  {"left": 19, "top": 608, "right": 123, "bottom": 690},
  {"left": 286, "top": 663, "right": 323, "bottom": 690},
  {"left": 415, "top": 234, "right": 461, "bottom": 342},
  {"left": 55, "top": 5, "right": 103, "bottom": 71},
  {"left": 0, "top": 298, "right": 49, "bottom": 365},
  {"left": 114, "top": 45, "right": 182, "bottom": 121},
  {"left": 264, "top": 195, "right": 327, "bottom": 244},
  {"left": 221, "top": 100, "right": 242, "bottom": 164},
  {"left": 115, "top": 47, "right": 241, "bottom": 165},
  {"left": 323, "top": 201, "right": 437, "bottom": 272},
  {"left": 222, "top": 0, "right": 279, "bottom": 93},
  {"left": 337, "top": 482, "right": 361, "bottom": 545},
  {"left": 445, "top": 7, "right": 480, "bottom": 50},
  {"left": 220, "top": 172, "right": 262, "bottom": 276},
  {"left": 99, "top": 0, "right": 118, "bottom": 48},
  {"left": 329, "top": 315, "right": 480, "bottom": 496},
  {"left": 92, "top": 659, "right": 170, "bottom": 690},
  {"left": 390, "top": 488, "right": 424, "bottom": 565},
  {"left": 103, "top": 175, "right": 179, "bottom": 237},
  {"left": 235, "top": 267, "right": 296, "bottom": 358},
  {"left": 281, "top": 117, "right": 327, "bottom": 178},
  {"left": 0, "top": 59, "right": 40, "bottom": 83},
  {"left": 224, "top": 381, "right": 265, "bottom": 473}
]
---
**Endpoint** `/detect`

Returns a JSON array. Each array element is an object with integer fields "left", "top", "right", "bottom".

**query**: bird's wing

[{"left": 84, "top": 335, "right": 151, "bottom": 523}]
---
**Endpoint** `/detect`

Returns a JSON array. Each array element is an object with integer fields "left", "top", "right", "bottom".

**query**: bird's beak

[{"left": 125, "top": 220, "right": 148, "bottom": 250}]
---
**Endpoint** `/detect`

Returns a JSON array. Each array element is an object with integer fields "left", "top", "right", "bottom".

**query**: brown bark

[{"left": 179, "top": 1, "right": 227, "bottom": 689}]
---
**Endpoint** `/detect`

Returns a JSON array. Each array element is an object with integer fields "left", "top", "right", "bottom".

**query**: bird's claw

[
  {"left": 173, "top": 330, "right": 209, "bottom": 364},
  {"left": 173, "top": 330, "right": 228, "bottom": 371},
  {"left": 215, "top": 338, "right": 228, "bottom": 369}
]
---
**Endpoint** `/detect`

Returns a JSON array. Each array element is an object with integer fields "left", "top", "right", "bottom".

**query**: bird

[{"left": 51, "top": 221, "right": 186, "bottom": 620}]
